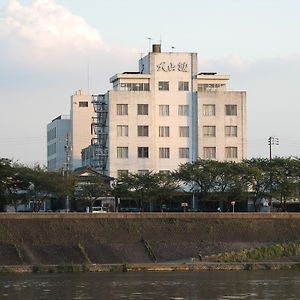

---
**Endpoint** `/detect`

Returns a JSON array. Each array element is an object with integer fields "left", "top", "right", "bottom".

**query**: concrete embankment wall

[{"left": 1, "top": 213, "right": 300, "bottom": 266}]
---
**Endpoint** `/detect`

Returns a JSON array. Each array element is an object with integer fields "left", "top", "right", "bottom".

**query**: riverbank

[
  {"left": 1, "top": 261, "right": 300, "bottom": 273},
  {"left": 1, "top": 213, "right": 300, "bottom": 268}
]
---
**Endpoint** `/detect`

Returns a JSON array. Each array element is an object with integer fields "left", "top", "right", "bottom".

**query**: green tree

[
  {"left": 243, "top": 158, "right": 271, "bottom": 211},
  {"left": 213, "top": 161, "right": 248, "bottom": 210},
  {"left": 175, "top": 159, "right": 220, "bottom": 205},
  {"left": 271, "top": 157, "right": 300, "bottom": 211},
  {"left": 0, "top": 158, "right": 14, "bottom": 211},
  {"left": 113, "top": 171, "right": 179, "bottom": 211},
  {"left": 22, "top": 164, "right": 71, "bottom": 212},
  {"left": 154, "top": 172, "right": 179, "bottom": 211},
  {"left": 76, "top": 176, "right": 110, "bottom": 212},
  {"left": 4, "top": 163, "right": 31, "bottom": 211}
]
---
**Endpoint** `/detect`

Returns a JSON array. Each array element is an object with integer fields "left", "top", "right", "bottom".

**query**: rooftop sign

[{"left": 157, "top": 62, "right": 188, "bottom": 72}]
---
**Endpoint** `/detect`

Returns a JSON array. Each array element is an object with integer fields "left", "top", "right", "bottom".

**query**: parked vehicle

[{"left": 92, "top": 206, "right": 108, "bottom": 213}]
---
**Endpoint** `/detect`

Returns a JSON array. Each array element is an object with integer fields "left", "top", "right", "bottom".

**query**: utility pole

[
  {"left": 268, "top": 136, "right": 279, "bottom": 211},
  {"left": 268, "top": 136, "right": 279, "bottom": 160},
  {"left": 64, "top": 131, "right": 72, "bottom": 212}
]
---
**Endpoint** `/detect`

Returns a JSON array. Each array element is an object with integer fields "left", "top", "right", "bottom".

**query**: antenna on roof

[{"left": 146, "top": 37, "right": 152, "bottom": 53}]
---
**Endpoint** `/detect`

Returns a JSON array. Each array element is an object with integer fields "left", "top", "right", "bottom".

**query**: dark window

[
  {"left": 137, "top": 104, "right": 148, "bottom": 115},
  {"left": 79, "top": 101, "right": 88, "bottom": 107},
  {"left": 178, "top": 81, "right": 189, "bottom": 91},
  {"left": 138, "top": 147, "right": 149, "bottom": 158},
  {"left": 225, "top": 105, "right": 237, "bottom": 116},
  {"left": 158, "top": 81, "right": 169, "bottom": 91}
]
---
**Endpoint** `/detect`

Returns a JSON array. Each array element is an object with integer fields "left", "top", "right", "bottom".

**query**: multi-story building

[
  {"left": 70, "top": 89, "right": 95, "bottom": 169},
  {"left": 47, "top": 89, "right": 95, "bottom": 171},
  {"left": 83, "top": 44, "right": 247, "bottom": 178},
  {"left": 46, "top": 115, "right": 71, "bottom": 171}
]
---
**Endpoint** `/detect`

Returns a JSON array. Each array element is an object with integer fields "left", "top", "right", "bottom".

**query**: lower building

[
  {"left": 47, "top": 90, "right": 95, "bottom": 171},
  {"left": 47, "top": 115, "right": 71, "bottom": 172}
]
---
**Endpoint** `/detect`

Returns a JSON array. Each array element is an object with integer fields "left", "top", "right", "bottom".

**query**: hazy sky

[{"left": 1, "top": 0, "right": 300, "bottom": 165}]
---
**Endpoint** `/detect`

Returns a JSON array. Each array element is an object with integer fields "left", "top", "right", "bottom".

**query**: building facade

[
  {"left": 47, "top": 90, "right": 95, "bottom": 171},
  {"left": 46, "top": 115, "right": 71, "bottom": 171},
  {"left": 83, "top": 45, "right": 247, "bottom": 178},
  {"left": 70, "top": 89, "right": 95, "bottom": 169}
]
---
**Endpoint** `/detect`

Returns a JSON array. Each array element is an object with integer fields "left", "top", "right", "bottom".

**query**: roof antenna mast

[{"left": 146, "top": 37, "right": 152, "bottom": 53}]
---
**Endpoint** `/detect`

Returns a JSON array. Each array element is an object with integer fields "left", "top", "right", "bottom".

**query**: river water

[{"left": 1, "top": 271, "right": 300, "bottom": 299}]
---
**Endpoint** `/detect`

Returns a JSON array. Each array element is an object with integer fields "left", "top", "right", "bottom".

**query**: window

[
  {"left": 225, "top": 105, "right": 237, "bottom": 116},
  {"left": 119, "top": 83, "right": 150, "bottom": 91},
  {"left": 137, "top": 104, "right": 148, "bottom": 115},
  {"left": 117, "top": 170, "right": 128, "bottom": 177},
  {"left": 203, "top": 147, "right": 216, "bottom": 159},
  {"left": 179, "top": 126, "right": 189, "bottom": 137},
  {"left": 179, "top": 147, "right": 189, "bottom": 158},
  {"left": 178, "top": 105, "right": 189, "bottom": 116},
  {"left": 117, "top": 147, "right": 128, "bottom": 158},
  {"left": 117, "top": 125, "right": 128, "bottom": 137},
  {"left": 225, "top": 147, "right": 238, "bottom": 159},
  {"left": 225, "top": 126, "right": 238, "bottom": 137},
  {"left": 159, "top": 105, "right": 169, "bottom": 116},
  {"left": 137, "top": 125, "right": 149, "bottom": 137},
  {"left": 159, "top": 147, "right": 170, "bottom": 158},
  {"left": 138, "top": 147, "right": 149, "bottom": 158},
  {"left": 203, "top": 126, "right": 216, "bottom": 137},
  {"left": 203, "top": 104, "right": 215, "bottom": 116},
  {"left": 159, "top": 126, "right": 170, "bottom": 137},
  {"left": 158, "top": 81, "right": 169, "bottom": 91},
  {"left": 47, "top": 128, "right": 56, "bottom": 142},
  {"left": 117, "top": 104, "right": 128, "bottom": 115},
  {"left": 138, "top": 170, "right": 149, "bottom": 175},
  {"left": 47, "top": 158, "right": 56, "bottom": 170},
  {"left": 47, "top": 143, "right": 56, "bottom": 156},
  {"left": 178, "top": 81, "right": 189, "bottom": 91},
  {"left": 79, "top": 101, "right": 88, "bottom": 107},
  {"left": 198, "top": 83, "right": 226, "bottom": 92}
]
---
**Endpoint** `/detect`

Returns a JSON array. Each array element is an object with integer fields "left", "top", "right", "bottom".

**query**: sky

[{"left": 0, "top": 0, "right": 300, "bottom": 166}]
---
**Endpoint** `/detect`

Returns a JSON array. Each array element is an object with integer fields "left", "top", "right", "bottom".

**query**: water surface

[{"left": 1, "top": 271, "right": 300, "bottom": 299}]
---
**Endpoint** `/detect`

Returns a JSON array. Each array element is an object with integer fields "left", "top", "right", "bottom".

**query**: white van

[{"left": 92, "top": 206, "right": 108, "bottom": 213}]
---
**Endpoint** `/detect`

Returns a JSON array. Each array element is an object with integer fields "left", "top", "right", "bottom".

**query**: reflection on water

[{"left": 1, "top": 271, "right": 300, "bottom": 299}]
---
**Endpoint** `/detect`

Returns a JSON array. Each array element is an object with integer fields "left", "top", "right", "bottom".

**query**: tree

[
  {"left": 243, "top": 158, "right": 272, "bottom": 212},
  {"left": 271, "top": 157, "right": 300, "bottom": 211},
  {"left": 114, "top": 171, "right": 179, "bottom": 211},
  {"left": 22, "top": 164, "right": 71, "bottom": 212},
  {"left": 153, "top": 172, "right": 179, "bottom": 211},
  {"left": 116, "top": 172, "right": 157, "bottom": 211},
  {"left": 76, "top": 175, "right": 110, "bottom": 212},
  {"left": 175, "top": 159, "right": 220, "bottom": 205},
  {"left": 0, "top": 158, "right": 14, "bottom": 211},
  {"left": 4, "top": 163, "right": 31, "bottom": 211},
  {"left": 213, "top": 161, "right": 248, "bottom": 211}
]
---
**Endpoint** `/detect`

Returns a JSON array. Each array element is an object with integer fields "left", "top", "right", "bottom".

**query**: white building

[
  {"left": 47, "top": 90, "right": 95, "bottom": 171},
  {"left": 71, "top": 90, "right": 95, "bottom": 169},
  {"left": 83, "top": 44, "right": 247, "bottom": 178},
  {"left": 47, "top": 115, "right": 71, "bottom": 171}
]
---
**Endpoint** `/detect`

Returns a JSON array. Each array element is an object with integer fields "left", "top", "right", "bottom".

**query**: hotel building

[{"left": 82, "top": 44, "right": 247, "bottom": 178}]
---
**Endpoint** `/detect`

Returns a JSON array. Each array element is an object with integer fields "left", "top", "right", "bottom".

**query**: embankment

[{"left": 0, "top": 213, "right": 300, "bottom": 267}]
